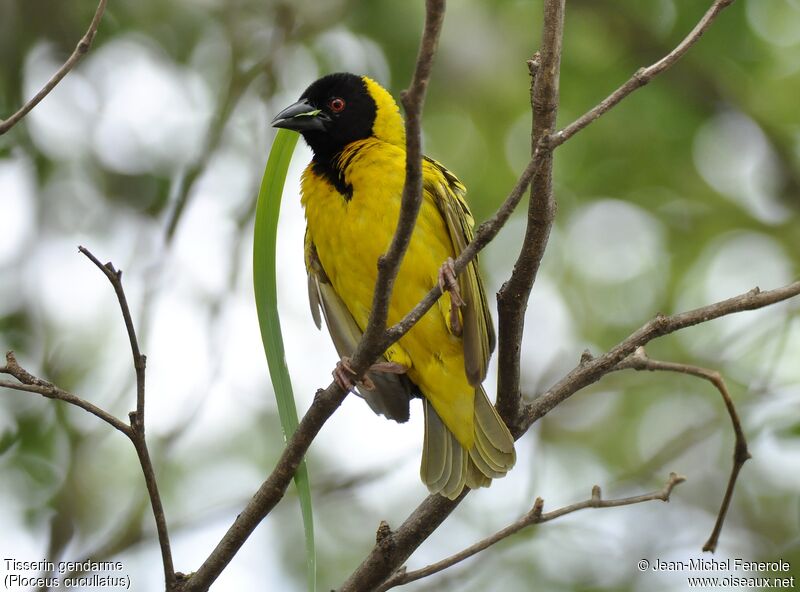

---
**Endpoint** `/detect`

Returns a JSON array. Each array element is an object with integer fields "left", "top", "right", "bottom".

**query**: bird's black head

[{"left": 272, "top": 72, "right": 378, "bottom": 164}]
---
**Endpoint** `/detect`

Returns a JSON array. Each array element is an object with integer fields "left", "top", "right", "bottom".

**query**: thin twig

[
  {"left": 377, "top": 473, "right": 686, "bottom": 590},
  {"left": 1, "top": 352, "right": 132, "bottom": 437},
  {"left": 616, "top": 347, "right": 751, "bottom": 552},
  {"left": 78, "top": 246, "right": 175, "bottom": 589},
  {"left": 550, "top": 0, "right": 736, "bottom": 148},
  {"left": 382, "top": 150, "right": 545, "bottom": 348},
  {"left": 524, "top": 283, "right": 800, "bottom": 429},
  {"left": 0, "top": 0, "right": 108, "bottom": 135},
  {"left": 78, "top": 246, "right": 146, "bottom": 422}
]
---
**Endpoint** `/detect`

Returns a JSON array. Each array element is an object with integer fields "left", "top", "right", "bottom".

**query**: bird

[{"left": 272, "top": 72, "right": 515, "bottom": 499}]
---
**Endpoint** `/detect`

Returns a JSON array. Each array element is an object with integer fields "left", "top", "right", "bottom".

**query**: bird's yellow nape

[{"left": 362, "top": 76, "right": 406, "bottom": 148}]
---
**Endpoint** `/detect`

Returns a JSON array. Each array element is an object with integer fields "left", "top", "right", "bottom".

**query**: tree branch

[
  {"left": 550, "top": 0, "right": 736, "bottom": 148},
  {"left": 0, "top": 0, "right": 108, "bottom": 135},
  {"left": 524, "top": 282, "right": 800, "bottom": 429},
  {"left": 78, "top": 247, "right": 147, "bottom": 422},
  {"left": 180, "top": 3, "right": 448, "bottom": 590},
  {"left": 495, "top": 0, "right": 565, "bottom": 427},
  {"left": 342, "top": 281, "right": 800, "bottom": 592},
  {"left": 77, "top": 246, "right": 175, "bottom": 589},
  {"left": 1, "top": 352, "right": 132, "bottom": 437},
  {"left": 615, "top": 347, "right": 751, "bottom": 553},
  {"left": 377, "top": 473, "right": 686, "bottom": 590},
  {"left": 347, "top": 0, "right": 446, "bottom": 377},
  {"left": 339, "top": 2, "right": 748, "bottom": 589}
]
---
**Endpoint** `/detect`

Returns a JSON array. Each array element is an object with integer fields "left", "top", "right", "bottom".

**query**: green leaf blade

[{"left": 253, "top": 129, "right": 316, "bottom": 592}]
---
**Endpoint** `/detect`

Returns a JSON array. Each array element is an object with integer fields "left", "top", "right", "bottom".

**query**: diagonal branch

[
  {"left": 550, "top": 0, "right": 736, "bottom": 148},
  {"left": 1, "top": 351, "right": 132, "bottom": 437},
  {"left": 0, "top": 0, "right": 108, "bottom": 135},
  {"left": 615, "top": 347, "right": 751, "bottom": 553},
  {"left": 524, "top": 282, "right": 800, "bottom": 429},
  {"left": 376, "top": 473, "right": 686, "bottom": 590},
  {"left": 78, "top": 246, "right": 175, "bottom": 589}
]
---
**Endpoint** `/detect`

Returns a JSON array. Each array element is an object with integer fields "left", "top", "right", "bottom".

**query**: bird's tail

[{"left": 421, "top": 387, "right": 516, "bottom": 499}]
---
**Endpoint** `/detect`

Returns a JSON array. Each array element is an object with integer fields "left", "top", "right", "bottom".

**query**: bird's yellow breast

[{"left": 300, "top": 138, "right": 475, "bottom": 447}]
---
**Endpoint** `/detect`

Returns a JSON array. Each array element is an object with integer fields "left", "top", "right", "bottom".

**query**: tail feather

[
  {"left": 422, "top": 388, "right": 515, "bottom": 500},
  {"left": 421, "top": 401, "right": 448, "bottom": 486}
]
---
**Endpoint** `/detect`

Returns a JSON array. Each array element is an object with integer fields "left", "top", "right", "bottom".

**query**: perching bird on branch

[{"left": 272, "top": 72, "right": 515, "bottom": 499}]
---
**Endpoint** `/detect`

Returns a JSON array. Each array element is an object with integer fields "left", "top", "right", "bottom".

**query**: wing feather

[
  {"left": 423, "top": 157, "right": 496, "bottom": 385},
  {"left": 305, "top": 230, "right": 414, "bottom": 421}
]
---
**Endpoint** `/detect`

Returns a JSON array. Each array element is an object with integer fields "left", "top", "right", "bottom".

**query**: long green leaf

[{"left": 253, "top": 129, "right": 316, "bottom": 592}]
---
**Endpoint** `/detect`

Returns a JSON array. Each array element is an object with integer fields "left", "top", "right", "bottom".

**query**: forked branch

[
  {"left": 616, "top": 347, "right": 751, "bottom": 552},
  {"left": 1, "top": 351, "right": 132, "bottom": 436},
  {"left": 376, "top": 473, "right": 686, "bottom": 591}
]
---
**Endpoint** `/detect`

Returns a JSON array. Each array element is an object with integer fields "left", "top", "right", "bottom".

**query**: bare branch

[
  {"left": 524, "top": 282, "right": 800, "bottom": 429},
  {"left": 79, "top": 246, "right": 147, "bottom": 423},
  {"left": 383, "top": 150, "right": 546, "bottom": 347},
  {"left": 348, "top": 0, "right": 447, "bottom": 377},
  {"left": 1, "top": 352, "right": 132, "bottom": 437},
  {"left": 78, "top": 246, "right": 175, "bottom": 589},
  {"left": 551, "top": 0, "right": 736, "bottom": 148},
  {"left": 377, "top": 473, "right": 686, "bottom": 590},
  {"left": 0, "top": 0, "right": 108, "bottom": 135},
  {"left": 615, "top": 347, "right": 751, "bottom": 553},
  {"left": 496, "top": 0, "right": 565, "bottom": 427}
]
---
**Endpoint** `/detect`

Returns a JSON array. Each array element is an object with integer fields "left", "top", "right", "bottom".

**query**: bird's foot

[
  {"left": 333, "top": 357, "right": 362, "bottom": 392},
  {"left": 438, "top": 257, "right": 464, "bottom": 337},
  {"left": 333, "top": 358, "right": 408, "bottom": 392},
  {"left": 369, "top": 361, "right": 408, "bottom": 375}
]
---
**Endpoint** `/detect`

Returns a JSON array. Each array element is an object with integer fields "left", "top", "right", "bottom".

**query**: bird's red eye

[{"left": 328, "top": 97, "right": 346, "bottom": 113}]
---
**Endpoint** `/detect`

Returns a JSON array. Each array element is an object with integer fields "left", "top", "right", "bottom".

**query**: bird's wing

[
  {"left": 423, "top": 157, "right": 496, "bottom": 386},
  {"left": 304, "top": 229, "right": 414, "bottom": 422}
]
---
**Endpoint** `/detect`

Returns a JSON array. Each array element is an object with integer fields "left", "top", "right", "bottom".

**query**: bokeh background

[{"left": 1, "top": 0, "right": 799, "bottom": 590}]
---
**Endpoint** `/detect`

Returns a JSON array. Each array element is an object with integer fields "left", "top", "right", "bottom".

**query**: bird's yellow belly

[{"left": 301, "top": 152, "right": 475, "bottom": 445}]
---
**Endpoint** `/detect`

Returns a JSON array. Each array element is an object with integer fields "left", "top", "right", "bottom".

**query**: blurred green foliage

[{"left": 1, "top": 0, "right": 798, "bottom": 590}]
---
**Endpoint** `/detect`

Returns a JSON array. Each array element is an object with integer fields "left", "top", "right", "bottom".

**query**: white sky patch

[
  {"left": 23, "top": 43, "right": 98, "bottom": 161},
  {"left": 565, "top": 199, "right": 666, "bottom": 284},
  {"left": 693, "top": 111, "right": 790, "bottom": 224},
  {"left": 0, "top": 156, "right": 36, "bottom": 267},
  {"left": 87, "top": 35, "right": 212, "bottom": 174}
]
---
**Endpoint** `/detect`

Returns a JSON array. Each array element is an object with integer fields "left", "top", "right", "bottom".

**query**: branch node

[
  {"left": 664, "top": 472, "right": 687, "bottom": 501},
  {"left": 633, "top": 66, "right": 649, "bottom": 85},
  {"left": 531, "top": 497, "right": 544, "bottom": 520},
  {"left": 579, "top": 349, "right": 594, "bottom": 365},
  {"left": 376, "top": 520, "right": 393, "bottom": 544},
  {"left": 527, "top": 52, "right": 541, "bottom": 79},
  {"left": 591, "top": 485, "right": 602, "bottom": 505}
]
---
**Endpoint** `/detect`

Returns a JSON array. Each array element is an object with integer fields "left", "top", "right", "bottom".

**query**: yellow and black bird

[{"left": 272, "top": 73, "right": 515, "bottom": 499}]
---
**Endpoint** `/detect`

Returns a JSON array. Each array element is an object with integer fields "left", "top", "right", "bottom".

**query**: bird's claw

[
  {"left": 333, "top": 358, "right": 408, "bottom": 392},
  {"left": 438, "top": 257, "right": 464, "bottom": 336}
]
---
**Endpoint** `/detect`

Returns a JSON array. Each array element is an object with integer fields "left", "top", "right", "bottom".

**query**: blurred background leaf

[{"left": 0, "top": 0, "right": 798, "bottom": 590}]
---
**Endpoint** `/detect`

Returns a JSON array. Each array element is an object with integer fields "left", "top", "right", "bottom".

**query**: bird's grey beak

[{"left": 271, "top": 99, "right": 328, "bottom": 132}]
